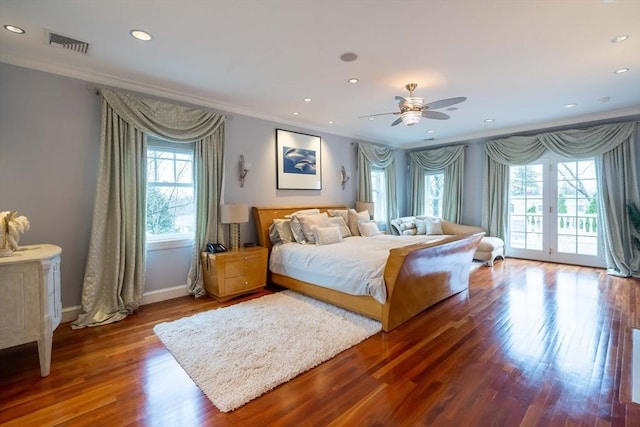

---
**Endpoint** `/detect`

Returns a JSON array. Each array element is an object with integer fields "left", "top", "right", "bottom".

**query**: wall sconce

[
  {"left": 340, "top": 166, "right": 350, "bottom": 190},
  {"left": 239, "top": 155, "right": 251, "bottom": 188}
]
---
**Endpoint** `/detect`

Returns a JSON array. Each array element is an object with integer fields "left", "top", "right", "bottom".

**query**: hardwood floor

[{"left": 1, "top": 259, "right": 639, "bottom": 426}]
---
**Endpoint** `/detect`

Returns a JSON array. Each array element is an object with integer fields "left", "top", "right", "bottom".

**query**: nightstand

[{"left": 200, "top": 246, "right": 268, "bottom": 301}]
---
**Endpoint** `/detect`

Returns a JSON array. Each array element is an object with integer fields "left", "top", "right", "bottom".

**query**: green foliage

[
  {"left": 147, "top": 187, "right": 175, "bottom": 235},
  {"left": 628, "top": 203, "right": 640, "bottom": 250},
  {"left": 527, "top": 205, "right": 537, "bottom": 213},
  {"left": 586, "top": 196, "right": 598, "bottom": 214}
]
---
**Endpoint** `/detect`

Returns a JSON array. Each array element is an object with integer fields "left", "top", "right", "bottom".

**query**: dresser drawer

[{"left": 224, "top": 275, "right": 264, "bottom": 295}]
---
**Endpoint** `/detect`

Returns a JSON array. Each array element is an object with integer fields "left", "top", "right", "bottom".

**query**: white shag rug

[{"left": 153, "top": 290, "right": 381, "bottom": 412}]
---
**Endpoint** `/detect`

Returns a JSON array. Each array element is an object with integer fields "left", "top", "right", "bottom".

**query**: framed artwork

[{"left": 276, "top": 129, "right": 322, "bottom": 190}]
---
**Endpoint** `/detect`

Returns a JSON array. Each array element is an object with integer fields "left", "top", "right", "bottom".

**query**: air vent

[{"left": 48, "top": 32, "right": 90, "bottom": 54}]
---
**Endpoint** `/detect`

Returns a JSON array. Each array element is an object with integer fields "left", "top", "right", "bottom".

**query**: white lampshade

[{"left": 220, "top": 203, "right": 249, "bottom": 224}]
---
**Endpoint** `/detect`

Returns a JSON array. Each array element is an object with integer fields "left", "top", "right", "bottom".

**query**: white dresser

[{"left": 0, "top": 244, "right": 62, "bottom": 377}]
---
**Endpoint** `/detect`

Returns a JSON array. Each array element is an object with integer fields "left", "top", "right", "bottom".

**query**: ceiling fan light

[{"left": 401, "top": 111, "right": 421, "bottom": 126}]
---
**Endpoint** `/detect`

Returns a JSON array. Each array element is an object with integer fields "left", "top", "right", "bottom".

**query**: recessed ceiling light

[
  {"left": 328, "top": 121, "right": 335, "bottom": 124},
  {"left": 348, "top": 78, "right": 359, "bottom": 84},
  {"left": 426, "top": 130, "right": 435, "bottom": 134},
  {"left": 614, "top": 68, "right": 629, "bottom": 74},
  {"left": 303, "top": 98, "right": 311, "bottom": 102},
  {"left": 484, "top": 118, "right": 495, "bottom": 123},
  {"left": 4, "top": 25, "right": 25, "bottom": 34},
  {"left": 611, "top": 34, "right": 629, "bottom": 43},
  {"left": 292, "top": 112, "right": 300, "bottom": 116},
  {"left": 564, "top": 103, "right": 577, "bottom": 108},
  {"left": 368, "top": 117, "right": 374, "bottom": 121},
  {"left": 130, "top": 29, "right": 152, "bottom": 41}
]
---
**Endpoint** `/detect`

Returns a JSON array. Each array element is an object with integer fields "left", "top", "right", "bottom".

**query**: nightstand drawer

[
  {"left": 224, "top": 275, "right": 263, "bottom": 295},
  {"left": 225, "top": 254, "right": 263, "bottom": 278}
]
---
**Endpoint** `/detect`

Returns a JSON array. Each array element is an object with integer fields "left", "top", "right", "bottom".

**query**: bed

[{"left": 252, "top": 205, "right": 484, "bottom": 331}]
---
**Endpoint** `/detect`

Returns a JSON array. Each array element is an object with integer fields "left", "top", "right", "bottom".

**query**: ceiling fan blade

[
  {"left": 395, "top": 96, "right": 408, "bottom": 105},
  {"left": 422, "top": 110, "right": 450, "bottom": 120},
  {"left": 423, "top": 97, "right": 467, "bottom": 110},
  {"left": 358, "top": 112, "right": 400, "bottom": 118},
  {"left": 391, "top": 117, "right": 403, "bottom": 126}
]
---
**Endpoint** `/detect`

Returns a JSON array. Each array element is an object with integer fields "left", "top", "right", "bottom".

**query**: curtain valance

[
  {"left": 409, "top": 145, "right": 464, "bottom": 170},
  {"left": 484, "top": 121, "right": 635, "bottom": 165},
  {"left": 101, "top": 89, "right": 224, "bottom": 142}
]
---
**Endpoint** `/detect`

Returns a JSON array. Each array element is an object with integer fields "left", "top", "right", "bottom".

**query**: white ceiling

[{"left": 1, "top": 0, "right": 639, "bottom": 149}]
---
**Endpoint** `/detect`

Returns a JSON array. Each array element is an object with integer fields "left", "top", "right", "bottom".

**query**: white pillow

[
  {"left": 327, "top": 209, "right": 349, "bottom": 225},
  {"left": 328, "top": 216, "right": 352, "bottom": 238},
  {"left": 348, "top": 209, "right": 370, "bottom": 236},
  {"left": 358, "top": 221, "right": 381, "bottom": 237},
  {"left": 297, "top": 212, "right": 331, "bottom": 243},
  {"left": 313, "top": 225, "right": 344, "bottom": 245},
  {"left": 415, "top": 219, "right": 427, "bottom": 235},
  {"left": 426, "top": 217, "right": 443, "bottom": 235},
  {"left": 287, "top": 209, "right": 320, "bottom": 243},
  {"left": 402, "top": 228, "right": 417, "bottom": 235}
]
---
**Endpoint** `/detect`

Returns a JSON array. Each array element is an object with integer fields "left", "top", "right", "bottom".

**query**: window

[
  {"left": 146, "top": 138, "right": 195, "bottom": 247},
  {"left": 424, "top": 173, "right": 444, "bottom": 217},
  {"left": 370, "top": 167, "right": 387, "bottom": 223}
]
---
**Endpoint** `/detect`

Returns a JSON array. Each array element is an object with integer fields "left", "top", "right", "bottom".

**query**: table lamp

[{"left": 220, "top": 203, "right": 249, "bottom": 250}]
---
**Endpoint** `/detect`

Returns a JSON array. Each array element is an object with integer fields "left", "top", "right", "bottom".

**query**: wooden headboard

[{"left": 252, "top": 205, "right": 348, "bottom": 250}]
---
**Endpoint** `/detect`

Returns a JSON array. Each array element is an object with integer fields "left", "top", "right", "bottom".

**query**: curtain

[
  {"left": 357, "top": 143, "right": 398, "bottom": 228},
  {"left": 189, "top": 128, "right": 225, "bottom": 296},
  {"left": 73, "top": 89, "right": 225, "bottom": 328},
  {"left": 409, "top": 145, "right": 465, "bottom": 222},
  {"left": 482, "top": 121, "right": 638, "bottom": 276}
]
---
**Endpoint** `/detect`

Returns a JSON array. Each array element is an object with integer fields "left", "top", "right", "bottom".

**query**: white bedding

[{"left": 269, "top": 234, "right": 446, "bottom": 303}]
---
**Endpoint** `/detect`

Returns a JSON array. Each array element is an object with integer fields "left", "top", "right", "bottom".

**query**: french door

[{"left": 507, "top": 158, "right": 603, "bottom": 267}]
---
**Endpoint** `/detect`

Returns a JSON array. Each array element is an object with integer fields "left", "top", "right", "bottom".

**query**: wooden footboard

[{"left": 252, "top": 206, "right": 483, "bottom": 331}]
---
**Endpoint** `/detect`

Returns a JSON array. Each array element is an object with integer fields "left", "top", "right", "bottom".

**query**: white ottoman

[{"left": 474, "top": 236, "right": 505, "bottom": 266}]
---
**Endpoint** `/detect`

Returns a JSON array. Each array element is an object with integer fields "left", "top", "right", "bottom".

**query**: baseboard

[{"left": 60, "top": 284, "right": 190, "bottom": 324}]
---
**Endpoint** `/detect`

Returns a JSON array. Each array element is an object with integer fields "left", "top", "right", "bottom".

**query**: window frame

[
  {"left": 145, "top": 137, "right": 196, "bottom": 251},
  {"left": 423, "top": 171, "right": 444, "bottom": 218}
]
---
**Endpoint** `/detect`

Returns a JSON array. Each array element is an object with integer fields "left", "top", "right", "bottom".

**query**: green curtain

[
  {"left": 357, "top": 143, "right": 398, "bottom": 229},
  {"left": 72, "top": 99, "right": 147, "bottom": 328},
  {"left": 73, "top": 89, "right": 225, "bottom": 328},
  {"left": 482, "top": 121, "right": 638, "bottom": 276},
  {"left": 189, "top": 128, "right": 225, "bottom": 297},
  {"left": 409, "top": 145, "right": 465, "bottom": 223}
]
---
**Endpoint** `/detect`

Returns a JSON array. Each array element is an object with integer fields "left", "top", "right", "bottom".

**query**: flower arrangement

[{"left": 0, "top": 211, "right": 30, "bottom": 257}]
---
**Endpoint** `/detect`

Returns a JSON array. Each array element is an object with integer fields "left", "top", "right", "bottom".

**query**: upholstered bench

[
  {"left": 474, "top": 236, "right": 505, "bottom": 266},
  {"left": 389, "top": 216, "right": 505, "bottom": 266}
]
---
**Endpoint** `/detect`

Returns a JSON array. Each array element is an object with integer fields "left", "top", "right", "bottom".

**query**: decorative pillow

[
  {"left": 297, "top": 212, "right": 331, "bottom": 243},
  {"left": 312, "top": 225, "right": 344, "bottom": 246},
  {"left": 327, "top": 209, "right": 349, "bottom": 225},
  {"left": 273, "top": 219, "right": 294, "bottom": 243},
  {"left": 402, "top": 228, "right": 417, "bottom": 235},
  {"left": 415, "top": 219, "right": 427, "bottom": 235},
  {"left": 399, "top": 222, "right": 416, "bottom": 231},
  {"left": 358, "top": 221, "right": 381, "bottom": 237},
  {"left": 268, "top": 222, "right": 282, "bottom": 245},
  {"left": 287, "top": 209, "right": 320, "bottom": 243},
  {"left": 328, "top": 216, "right": 352, "bottom": 238},
  {"left": 426, "top": 217, "right": 443, "bottom": 235},
  {"left": 348, "top": 209, "right": 370, "bottom": 236}
]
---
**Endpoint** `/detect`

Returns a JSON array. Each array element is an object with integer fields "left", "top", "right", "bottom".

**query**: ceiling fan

[{"left": 360, "top": 83, "right": 467, "bottom": 127}]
